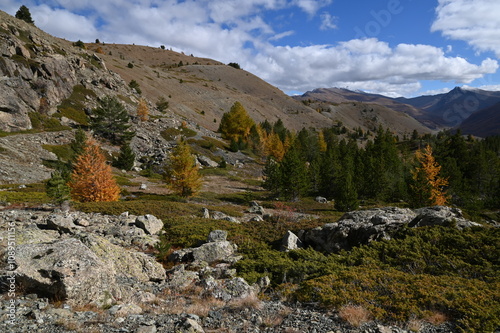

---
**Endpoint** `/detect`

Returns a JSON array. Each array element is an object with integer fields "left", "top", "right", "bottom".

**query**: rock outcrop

[{"left": 302, "top": 206, "right": 482, "bottom": 253}]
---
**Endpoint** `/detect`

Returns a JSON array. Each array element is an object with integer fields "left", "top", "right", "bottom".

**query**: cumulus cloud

[
  {"left": 431, "top": 0, "right": 500, "bottom": 57},
  {"left": 248, "top": 39, "right": 498, "bottom": 96},
  {"left": 319, "top": 11, "right": 337, "bottom": 30}
]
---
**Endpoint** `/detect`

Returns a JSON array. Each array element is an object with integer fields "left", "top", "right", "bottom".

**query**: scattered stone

[
  {"left": 140, "top": 183, "right": 148, "bottom": 190},
  {"left": 45, "top": 214, "right": 77, "bottom": 233},
  {"left": 247, "top": 201, "right": 265, "bottom": 215},
  {"left": 207, "top": 230, "right": 227, "bottom": 242},
  {"left": 197, "top": 155, "right": 218, "bottom": 168}
]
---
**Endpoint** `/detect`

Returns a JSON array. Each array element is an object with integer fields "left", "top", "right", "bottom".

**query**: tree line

[{"left": 216, "top": 101, "right": 499, "bottom": 212}]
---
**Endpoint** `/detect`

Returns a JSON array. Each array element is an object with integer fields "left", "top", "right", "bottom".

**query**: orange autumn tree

[
  {"left": 69, "top": 136, "right": 120, "bottom": 202},
  {"left": 410, "top": 144, "right": 449, "bottom": 207}
]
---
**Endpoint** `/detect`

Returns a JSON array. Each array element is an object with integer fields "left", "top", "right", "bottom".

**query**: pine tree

[
  {"left": 90, "top": 96, "right": 134, "bottom": 145},
  {"left": 335, "top": 154, "right": 359, "bottom": 211},
  {"left": 15, "top": 5, "right": 34, "bottom": 24},
  {"left": 262, "top": 156, "right": 281, "bottom": 196},
  {"left": 70, "top": 128, "right": 87, "bottom": 160},
  {"left": 411, "top": 144, "right": 449, "bottom": 207},
  {"left": 46, "top": 171, "right": 70, "bottom": 204},
  {"left": 164, "top": 139, "right": 202, "bottom": 197},
  {"left": 114, "top": 143, "right": 136, "bottom": 171},
  {"left": 278, "top": 144, "right": 309, "bottom": 201},
  {"left": 69, "top": 137, "right": 120, "bottom": 202},
  {"left": 137, "top": 98, "right": 149, "bottom": 121}
]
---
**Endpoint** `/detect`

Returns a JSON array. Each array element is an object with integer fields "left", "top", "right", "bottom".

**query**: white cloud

[
  {"left": 319, "top": 11, "right": 337, "bottom": 30},
  {"left": 431, "top": 0, "right": 500, "bottom": 57},
  {"left": 247, "top": 39, "right": 498, "bottom": 95}
]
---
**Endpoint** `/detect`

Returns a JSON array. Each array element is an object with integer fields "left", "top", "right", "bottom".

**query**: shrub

[{"left": 338, "top": 305, "right": 372, "bottom": 327}]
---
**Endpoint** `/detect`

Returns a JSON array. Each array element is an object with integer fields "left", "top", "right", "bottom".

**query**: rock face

[{"left": 302, "top": 206, "right": 481, "bottom": 253}]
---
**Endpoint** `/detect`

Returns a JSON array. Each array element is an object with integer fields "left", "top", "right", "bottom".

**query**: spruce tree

[
  {"left": 164, "top": 139, "right": 202, "bottom": 197},
  {"left": 114, "top": 143, "right": 136, "bottom": 171},
  {"left": 15, "top": 5, "right": 34, "bottom": 24},
  {"left": 90, "top": 96, "right": 134, "bottom": 145},
  {"left": 262, "top": 156, "right": 281, "bottom": 196},
  {"left": 46, "top": 171, "right": 70, "bottom": 204},
  {"left": 279, "top": 144, "right": 309, "bottom": 201}
]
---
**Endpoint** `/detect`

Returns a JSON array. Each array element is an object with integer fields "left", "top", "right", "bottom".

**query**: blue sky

[{"left": 2, "top": 0, "right": 500, "bottom": 97}]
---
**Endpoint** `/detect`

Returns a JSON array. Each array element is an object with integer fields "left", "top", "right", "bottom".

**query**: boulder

[
  {"left": 78, "top": 234, "right": 165, "bottom": 282},
  {"left": 202, "top": 208, "right": 210, "bottom": 219},
  {"left": 410, "top": 206, "right": 482, "bottom": 229},
  {"left": 303, "top": 207, "right": 416, "bottom": 253},
  {"left": 315, "top": 196, "right": 328, "bottom": 203},
  {"left": 135, "top": 214, "right": 164, "bottom": 235},
  {"left": 45, "top": 214, "right": 77, "bottom": 233},
  {"left": 281, "top": 230, "right": 303, "bottom": 251},
  {"left": 197, "top": 155, "right": 218, "bottom": 168},
  {"left": 10, "top": 238, "right": 120, "bottom": 306},
  {"left": 207, "top": 230, "right": 227, "bottom": 242},
  {"left": 210, "top": 211, "right": 239, "bottom": 223},
  {"left": 247, "top": 201, "right": 265, "bottom": 215}
]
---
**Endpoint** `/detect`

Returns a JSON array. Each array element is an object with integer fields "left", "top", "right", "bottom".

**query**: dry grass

[
  {"left": 425, "top": 311, "right": 449, "bottom": 325},
  {"left": 407, "top": 319, "right": 424, "bottom": 332},
  {"left": 228, "top": 293, "right": 263, "bottom": 311},
  {"left": 186, "top": 296, "right": 225, "bottom": 317},
  {"left": 338, "top": 304, "right": 372, "bottom": 327}
]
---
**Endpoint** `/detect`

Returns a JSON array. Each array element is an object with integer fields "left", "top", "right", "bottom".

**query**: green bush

[{"left": 298, "top": 267, "right": 500, "bottom": 332}]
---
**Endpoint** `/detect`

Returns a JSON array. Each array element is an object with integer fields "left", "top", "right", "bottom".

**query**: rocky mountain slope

[{"left": 458, "top": 101, "right": 500, "bottom": 137}]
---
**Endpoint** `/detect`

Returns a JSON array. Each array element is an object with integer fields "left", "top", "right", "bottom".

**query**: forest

[{"left": 257, "top": 122, "right": 500, "bottom": 215}]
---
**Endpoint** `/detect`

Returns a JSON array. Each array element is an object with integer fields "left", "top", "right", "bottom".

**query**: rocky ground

[{"left": 0, "top": 207, "right": 475, "bottom": 333}]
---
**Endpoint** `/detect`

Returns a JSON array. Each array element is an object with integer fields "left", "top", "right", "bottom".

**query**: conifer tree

[
  {"left": 69, "top": 137, "right": 120, "bottom": 202},
  {"left": 114, "top": 143, "right": 136, "bottom": 171},
  {"left": 411, "top": 144, "right": 449, "bottom": 207},
  {"left": 90, "top": 96, "right": 134, "bottom": 145},
  {"left": 137, "top": 98, "right": 149, "bottom": 121},
  {"left": 277, "top": 144, "right": 309, "bottom": 201},
  {"left": 218, "top": 101, "right": 255, "bottom": 142},
  {"left": 164, "top": 139, "right": 202, "bottom": 197},
  {"left": 46, "top": 171, "right": 70, "bottom": 204},
  {"left": 335, "top": 154, "right": 359, "bottom": 211},
  {"left": 70, "top": 128, "right": 87, "bottom": 160},
  {"left": 262, "top": 156, "right": 281, "bottom": 196},
  {"left": 15, "top": 5, "right": 34, "bottom": 24}
]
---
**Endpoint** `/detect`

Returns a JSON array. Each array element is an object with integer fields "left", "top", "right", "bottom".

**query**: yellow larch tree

[
  {"left": 137, "top": 98, "right": 149, "bottom": 122},
  {"left": 164, "top": 139, "right": 202, "bottom": 197},
  {"left": 69, "top": 136, "right": 120, "bottom": 202},
  {"left": 411, "top": 144, "right": 449, "bottom": 207}
]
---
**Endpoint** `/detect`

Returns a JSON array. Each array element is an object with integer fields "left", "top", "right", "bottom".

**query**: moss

[
  {"left": 28, "top": 112, "right": 70, "bottom": 131},
  {"left": 42, "top": 144, "right": 73, "bottom": 161},
  {"left": 161, "top": 127, "right": 197, "bottom": 141},
  {"left": 56, "top": 85, "right": 96, "bottom": 125}
]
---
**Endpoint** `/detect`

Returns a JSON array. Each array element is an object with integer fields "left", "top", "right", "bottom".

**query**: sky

[{"left": 2, "top": 0, "right": 500, "bottom": 97}]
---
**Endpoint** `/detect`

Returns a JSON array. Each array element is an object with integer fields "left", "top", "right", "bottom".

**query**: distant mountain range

[{"left": 295, "top": 87, "right": 500, "bottom": 137}]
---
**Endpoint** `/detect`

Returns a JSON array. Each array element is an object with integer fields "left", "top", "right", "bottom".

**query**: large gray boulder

[
  {"left": 281, "top": 230, "right": 303, "bottom": 251},
  {"left": 302, "top": 206, "right": 482, "bottom": 253},
  {"left": 303, "top": 207, "right": 415, "bottom": 252},
  {"left": 410, "top": 206, "right": 482, "bottom": 229},
  {"left": 135, "top": 214, "right": 164, "bottom": 235},
  {"left": 11, "top": 238, "right": 120, "bottom": 307}
]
